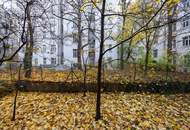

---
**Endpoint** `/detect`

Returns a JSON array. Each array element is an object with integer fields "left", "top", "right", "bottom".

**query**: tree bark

[
  {"left": 96, "top": 0, "right": 106, "bottom": 121},
  {"left": 60, "top": 0, "right": 64, "bottom": 65},
  {"left": 166, "top": 5, "right": 177, "bottom": 80},
  {"left": 144, "top": 33, "right": 150, "bottom": 76},
  {"left": 76, "top": 0, "right": 83, "bottom": 70},
  {"left": 119, "top": 0, "right": 127, "bottom": 70},
  {"left": 24, "top": 3, "right": 34, "bottom": 78}
]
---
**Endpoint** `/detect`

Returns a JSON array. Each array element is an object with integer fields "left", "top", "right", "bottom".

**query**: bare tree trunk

[
  {"left": 167, "top": 15, "right": 173, "bottom": 65},
  {"left": 83, "top": 64, "right": 87, "bottom": 96},
  {"left": 96, "top": 0, "right": 106, "bottom": 121},
  {"left": 77, "top": 10, "right": 82, "bottom": 70},
  {"left": 125, "top": 35, "right": 133, "bottom": 63},
  {"left": 60, "top": 0, "right": 64, "bottom": 65},
  {"left": 144, "top": 34, "right": 150, "bottom": 76},
  {"left": 9, "top": 63, "right": 13, "bottom": 81},
  {"left": 12, "top": 64, "right": 22, "bottom": 121},
  {"left": 119, "top": 0, "right": 127, "bottom": 70},
  {"left": 77, "top": 0, "right": 83, "bottom": 70},
  {"left": 24, "top": 3, "right": 34, "bottom": 78},
  {"left": 166, "top": 5, "right": 177, "bottom": 80},
  {"left": 133, "top": 62, "right": 137, "bottom": 81}
]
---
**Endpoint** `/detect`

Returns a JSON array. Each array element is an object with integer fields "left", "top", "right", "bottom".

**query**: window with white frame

[
  {"left": 73, "top": 49, "right": 78, "bottom": 58},
  {"left": 183, "top": 0, "right": 190, "bottom": 8},
  {"left": 182, "top": 16, "right": 190, "bottom": 28},
  {"left": 173, "top": 39, "right": 176, "bottom": 48},
  {"left": 50, "top": 45, "right": 56, "bottom": 54},
  {"left": 89, "top": 42, "right": 95, "bottom": 48},
  {"left": 51, "top": 58, "right": 56, "bottom": 65},
  {"left": 42, "top": 45, "right": 46, "bottom": 53},
  {"left": 43, "top": 57, "right": 47, "bottom": 65},
  {"left": 172, "top": 37, "right": 176, "bottom": 49},
  {"left": 172, "top": 22, "right": 176, "bottom": 31},
  {"left": 153, "top": 49, "right": 158, "bottom": 58},
  {"left": 43, "top": 31, "right": 46, "bottom": 39},
  {"left": 89, "top": 51, "right": 95, "bottom": 64},
  {"left": 34, "top": 58, "right": 38, "bottom": 65},
  {"left": 183, "top": 20, "right": 189, "bottom": 28},
  {"left": 183, "top": 36, "right": 190, "bottom": 46}
]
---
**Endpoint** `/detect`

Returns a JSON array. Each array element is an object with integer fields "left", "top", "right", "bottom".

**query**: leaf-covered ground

[
  {"left": 1, "top": 68, "right": 190, "bottom": 83},
  {"left": 0, "top": 92, "right": 190, "bottom": 129}
]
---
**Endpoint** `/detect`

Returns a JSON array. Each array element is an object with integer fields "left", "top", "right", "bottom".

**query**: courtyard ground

[{"left": 0, "top": 92, "right": 189, "bottom": 129}]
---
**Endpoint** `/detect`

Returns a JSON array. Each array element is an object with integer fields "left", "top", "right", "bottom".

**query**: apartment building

[
  {"left": 152, "top": 0, "right": 190, "bottom": 71},
  {"left": 5, "top": 0, "right": 117, "bottom": 70},
  {"left": 0, "top": 4, "right": 19, "bottom": 68}
]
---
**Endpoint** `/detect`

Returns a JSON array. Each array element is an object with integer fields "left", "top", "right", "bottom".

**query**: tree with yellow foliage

[{"left": 95, "top": 0, "right": 181, "bottom": 120}]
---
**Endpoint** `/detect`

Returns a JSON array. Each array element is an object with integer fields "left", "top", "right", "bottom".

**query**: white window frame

[
  {"left": 42, "top": 45, "right": 46, "bottom": 53},
  {"left": 153, "top": 49, "right": 158, "bottom": 58},
  {"left": 50, "top": 45, "right": 56, "bottom": 54},
  {"left": 51, "top": 57, "right": 56, "bottom": 65},
  {"left": 73, "top": 49, "right": 78, "bottom": 58},
  {"left": 43, "top": 57, "right": 47, "bottom": 65},
  {"left": 183, "top": 36, "right": 190, "bottom": 47}
]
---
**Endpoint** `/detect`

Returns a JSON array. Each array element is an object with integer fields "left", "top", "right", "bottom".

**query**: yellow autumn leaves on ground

[
  {"left": 1, "top": 67, "right": 190, "bottom": 84},
  {"left": 0, "top": 92, "right": 189, "bottom": 129}
]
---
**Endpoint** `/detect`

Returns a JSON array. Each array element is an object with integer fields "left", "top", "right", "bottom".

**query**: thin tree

[
  {"left": 95, "top": 0, "right": 170, "bottom": 120},
  {"left": 23, "top": 0, "right": 34, "bottom": 78}
]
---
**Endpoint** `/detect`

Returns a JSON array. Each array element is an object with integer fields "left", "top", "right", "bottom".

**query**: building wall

[{"left": 151, "top": 0, "right": 190, "bottom": 71}]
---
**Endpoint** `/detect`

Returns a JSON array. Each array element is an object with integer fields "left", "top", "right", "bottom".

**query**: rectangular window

[
  {"left": 73, "top": 49, "right": 78, "bottom": 58},
  {"left": 89, "top": 51, "right": 95, "bottom": 64},
  {"left": 183, "top": 36, "right": 189, "bottom": 46},
  {"left": 89, "top": 43, "right": 95, "bottom": 48},
  {"left": 34, "top": 58, "right": 38, "bottom": 65},
  {"left": 187, "top": 2, "right": 190, "bottom": 7},
  {"left": 184, "top": 1, "right": 190, "bottom": 8},
  {"left": 43, "top": 31, "right": 46, "bottom": 39},
  {"left": 88, "top": 51, "right": 95, "bottom": 64},
  {"left": 43, "top": 57, "right": 47, "bottom": 65},
  {"left": 153, "top": 49, "right": 158, "bottom": 58},
  {"left": 172, "top": 38, "right": 176, "bottom": 49},
  {"left": 172, "top": 23, "right": 176, "bottom": 31},
  {"left": 89, "top": 51, "right": 95, "bottom": 57},
  {"left": 183, "top": 21, "right": 186, "bottom": 28},
  {"left": 50, "top": 45, "right": 56, "bottom": 54},
  {"left": 182, "top": 17, "right": 189, "bottom": 28},
  {"left": 42, "top": 45, "right": 46, "bottom": 53},
  {"left": 88, "top": 12, "right": 95, "bottom": 21},
  {"left": 51, "top": 58, "right": 56, "bottom": 65}
]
